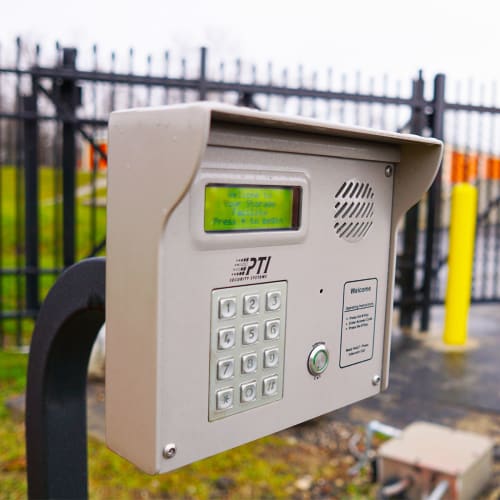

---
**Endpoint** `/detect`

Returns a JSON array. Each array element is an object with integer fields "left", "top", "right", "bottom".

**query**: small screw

[
  {"left": 385, "top": 165, "right": 393, "bottom": 178},
  {"left": 372, "top": 374, "right": 381, "bottom": 386},
  {"left": 163, "top": 443, "right": 176, "bottom": 459}
]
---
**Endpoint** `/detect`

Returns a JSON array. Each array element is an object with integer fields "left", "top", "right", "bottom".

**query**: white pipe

[
  {"left": 425, "top": 480, "right": 449, "bottom": 500},
  {"left": 349, "top": 420, "right": 402, "bottom": 475},
  {"left": 365, "top": 420, "right": 402, "bottom": 459},
  {"left": 380, "top": 477, "right": 411, "bottom": 497}
]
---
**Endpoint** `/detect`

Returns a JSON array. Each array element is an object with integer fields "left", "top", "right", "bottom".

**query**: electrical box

[
  {"left": 106, "top": 103, "right": 442, "bottom": 474},
  {"left": 377, "top": 422, "right": 493, "bottom": 499}
]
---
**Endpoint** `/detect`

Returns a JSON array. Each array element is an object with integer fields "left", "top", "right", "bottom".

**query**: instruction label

[{"left": 340, "top": 278, "right": 377, "bottom": 368}]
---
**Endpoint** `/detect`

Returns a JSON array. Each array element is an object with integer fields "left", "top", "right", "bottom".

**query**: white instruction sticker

[{"left": 340, "top": 278, "right": 377, "bottom": 368}]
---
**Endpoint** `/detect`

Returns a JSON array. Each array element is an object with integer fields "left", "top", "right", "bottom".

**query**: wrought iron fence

[{"left": 1, "top": 37, "right": 500, "bottom": 348}]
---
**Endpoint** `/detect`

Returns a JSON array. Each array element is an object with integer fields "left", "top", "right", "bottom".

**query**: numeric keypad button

[
  {"left": 217, "top": 358, "right": 234, "bottom": 380},
  {"left": 240, "top": 381, "right": 257, "bottom": 403},
  {"left": 266, "top": 291, "right": 281, "bottom": 311},
  {"left": 243, "top": 294, "right": 260, "bottom": 315},
  {"left": 218, "top": 328, "right": 235, "bottom": 350},
  {"left": 219, "top": 297, "right": 237, "bottom": 319},
  {"left": 216, "top": 388, "right": 234, "bottom": 410},
  {"left": 262, "top": 375, "right": 278, "bottom": 397},
  {"left": 263, "top": 348, "right": 279, "bottom": 368},
  {"left": 241, "top": 352, "right": 258, "bottom": 374},
  {"left": 265, "top": 319, "right": 280, "bottom": 340},
  {"left": 242, "top": 323, "right": 259, "bottom": 345}
]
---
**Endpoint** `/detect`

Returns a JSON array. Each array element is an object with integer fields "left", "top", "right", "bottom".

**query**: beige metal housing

[
  {"left": 377, "top": 421, "right": 493, "bottom": 499},
  {"left": 106, "top": 103, "right": 442, "bottom": 473}
]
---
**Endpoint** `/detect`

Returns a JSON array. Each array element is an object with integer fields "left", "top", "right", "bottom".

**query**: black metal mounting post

[
  {"left": 420, "top": 74, "right": 446, "bottom": 331},
  {"left": 399, "top": 72, "right": 427, "bottom": 330},
  {"left": 25, "top": 257, "right": 105, "bottom": 499}
]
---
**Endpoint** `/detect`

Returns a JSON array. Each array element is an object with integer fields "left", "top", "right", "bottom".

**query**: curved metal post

[{"left": 25, "top": 257, "right": 105, "bottom": 499}]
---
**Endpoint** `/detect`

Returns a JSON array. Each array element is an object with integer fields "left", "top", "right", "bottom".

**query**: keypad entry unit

[
  {"left": 106, "top": 103, "right": 443, "bottom": 475},
  {"left": 209, "top": 281, "right": 287, "bottom": 421}
]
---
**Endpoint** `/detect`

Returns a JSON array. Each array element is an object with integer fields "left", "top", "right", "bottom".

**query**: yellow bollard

[{"left": 443, "top": 182, "right": 478, "bottom": 345}]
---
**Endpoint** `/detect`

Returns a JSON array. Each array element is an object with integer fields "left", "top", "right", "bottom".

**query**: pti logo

[{"left": 230, "top": 256, "right": 272, "bottom": 283}]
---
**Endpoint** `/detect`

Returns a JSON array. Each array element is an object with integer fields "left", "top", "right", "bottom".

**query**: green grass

[
  {"left": 0, "top": 351, "right": 28, "bottom": 498},
  {"left": 0, "top": 351, "right": 376, "bottom": 498},
  {"left": 1, "top": 165, "right": 106, "bottom": 344}
]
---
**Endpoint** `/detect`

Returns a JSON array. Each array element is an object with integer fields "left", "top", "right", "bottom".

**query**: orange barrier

[
  {"left": 451, "top": 151, "right": 465, "bottom": 183},
  {"left": 487, "top": 156, "right": 500, "bottom": 180},
  {"left": 450, "top": 150, "right": 482, "bottom": 183},
  {"left": 79, "top": 140, "right": 108, "bottom": 171},
  {"left": 465, "top": 153, "right": 478, "bottom": 182},
  {"left": 90, "top": 142, "right": 108, "bottom": 170}
]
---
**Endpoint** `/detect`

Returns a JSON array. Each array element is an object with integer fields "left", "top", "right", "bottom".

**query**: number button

[
  {"left": 219, "top": 297, "right": 237, "bottom": 319},
  {"left": 243, "top": 294, "right": 260, "bottom": 315},
  {"left": 262, "top": 375, "right": 278, "bottom": 397},
  {"left": 242, "top": 323, "right": 259, "bottom": 345},
  {"left": 266, "top": 291, "right": 281, "bottom": 311},
  {"left": 263, "top": 348, "right": 279, "bottom": 368},
  {"left": 216, "top": 388, "right": 234, "bottom": 410},
  {"left": 218, "top": 328, "right": 235, "bottom": 350},
  {"left": 241, "top": 352, "right": 258, "bottom": 374},
  {"left": 265, "top": 319, "right": 280, "bottom": 340},
  {"left": 240, "top": 381, "right": 257, "bottom": 403},
  {"left": 217, "top": 358, "right": 234, "bottom": 380}
]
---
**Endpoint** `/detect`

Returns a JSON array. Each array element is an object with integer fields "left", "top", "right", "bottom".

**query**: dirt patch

[{"left": 276, "top": 419, "right": 377, "bottom": 499}]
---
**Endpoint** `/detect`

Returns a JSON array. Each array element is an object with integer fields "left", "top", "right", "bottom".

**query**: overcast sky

[{"left": 1, "top": 0, "right": 499, "bottom": 101}]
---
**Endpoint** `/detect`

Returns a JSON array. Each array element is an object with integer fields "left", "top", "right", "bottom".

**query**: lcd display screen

[{"left": 204, "top": 184, "right": 301, "bottom": 232}]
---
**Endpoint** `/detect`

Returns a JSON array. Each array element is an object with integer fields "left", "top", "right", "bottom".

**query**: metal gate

[{"left": 1, "top": 38, "right": 500, "bottom": 347}]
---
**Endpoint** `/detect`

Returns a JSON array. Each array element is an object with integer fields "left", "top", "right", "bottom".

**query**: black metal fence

[{"left": 2, "top": 38, "right": 500, "bottom": 348}]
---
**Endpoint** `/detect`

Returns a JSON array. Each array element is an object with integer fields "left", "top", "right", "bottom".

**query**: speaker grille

[{"left": 333, "top": 179, "right": 374, "bottom": 242}]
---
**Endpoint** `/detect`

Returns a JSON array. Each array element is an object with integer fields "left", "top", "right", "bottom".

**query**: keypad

[{"left": 209, "top": 281, "right": 287, "bottom": 421}]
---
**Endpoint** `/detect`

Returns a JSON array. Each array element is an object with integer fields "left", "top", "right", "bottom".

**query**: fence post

[
  {"left": 23, "top": 87, "right": 39, "bottom": 312},
  {"left": 420, "top": 74, "right": 446, "bottom": 331},
  {"left": 199, "top": 47, "right": 207, "bottom": 101},
  {"left": 399, "top": 71, "right": 426, "bottom": 330},
  {"left": 59, "top": 48, "right": 81, "bottom": 268}
]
